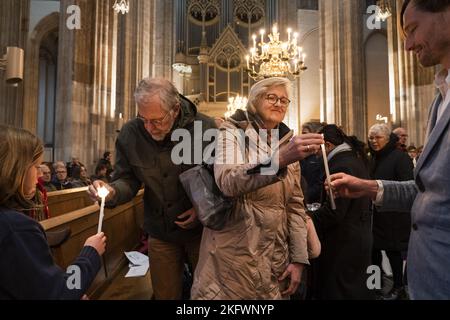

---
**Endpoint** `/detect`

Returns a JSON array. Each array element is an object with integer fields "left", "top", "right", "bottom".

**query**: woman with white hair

[
  {"left": 367, "top": 123, "right": 414, "bottom": 300},
  {"left": 191, "top": 77, "right": 323, "bottom": 300}
]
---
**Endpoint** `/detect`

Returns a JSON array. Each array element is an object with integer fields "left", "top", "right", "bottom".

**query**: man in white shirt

[{"left": 329, "top": 0, "right": 450, "bottom": 300}]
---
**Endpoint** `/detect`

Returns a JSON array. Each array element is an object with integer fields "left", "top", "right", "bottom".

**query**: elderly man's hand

[
  {"left": 87, "top": 180, "right": 116, "bottom": 203},
  {"left": 175, "top": 208, "right": 199, "bottom": 230}
]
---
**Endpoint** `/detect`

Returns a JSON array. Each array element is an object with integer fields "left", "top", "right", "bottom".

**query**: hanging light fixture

[
  {"left": 225, "top": 95, "right": 248, "bottom": 118},
  {"left": 245, "top": 23, "right": 307, "bottom": 81},
  {"left": 376, "top": 0, "right": 392, "bottom": 21},
  {"left": 172, "top": 63, "right": 193, "bottom": 75},
  {"left": 113, "top": 0, "right": 129, "bottom": 15}
]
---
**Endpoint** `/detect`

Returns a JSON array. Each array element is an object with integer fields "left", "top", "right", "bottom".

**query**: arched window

[{"left": 37, "top": 29, "right": 58, "bottom": 160}]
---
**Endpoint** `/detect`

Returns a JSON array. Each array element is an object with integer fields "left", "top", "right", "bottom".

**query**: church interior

[{"left": 0, "top": 0, "right": 443, "bottom": 300}]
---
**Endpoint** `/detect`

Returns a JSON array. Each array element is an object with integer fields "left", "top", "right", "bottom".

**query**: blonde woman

[
  {"left": 0, "top": 125, "right": 106, "bottom": 299},
  {"left": 191, "top": 77, "right": 323, "bottom": 299}
]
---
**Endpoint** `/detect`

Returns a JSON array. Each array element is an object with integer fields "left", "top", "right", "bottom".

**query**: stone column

[
  {"left": 116, "top": 0, "right": 154, "bottom": 127},
  {"left": 152, "top": 0, "right": 175, "bottom": 79},
  {"left": 319, "top": 0, "right": 366, "bottom": 139},
  {"left": 0, "top": 0, "right": 29, "bottom": 127}
]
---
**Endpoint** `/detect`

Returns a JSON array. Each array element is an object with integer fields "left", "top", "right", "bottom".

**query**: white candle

[
  {"left": 321, "top": 144, "right": 337, "bottom": 210},
  {"left": 252, "top": 34, "right": 257, "bottom": 49},
  {"left": 97, "top": 186, "right": 110, "bottom": 234}
]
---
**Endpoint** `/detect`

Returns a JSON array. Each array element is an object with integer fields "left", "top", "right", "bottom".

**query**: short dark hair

[
  {"left": 401, "top": 0, "right": 450, "bottom": 32},
  {"left": 103, "top": 151, "right": 111, "bottom": 159}
]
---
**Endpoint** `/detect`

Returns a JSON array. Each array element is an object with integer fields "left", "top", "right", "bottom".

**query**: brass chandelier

[
  {"left": 113, "top": 0, "right": 129, "bottom": 15},
  {"left": 246, "top": 24, "right": 307, "bottom": 81}
]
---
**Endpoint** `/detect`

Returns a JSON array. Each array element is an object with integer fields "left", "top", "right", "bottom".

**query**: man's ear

[{"left": 173, "top": 103, "right": 181, "bottom": 117}]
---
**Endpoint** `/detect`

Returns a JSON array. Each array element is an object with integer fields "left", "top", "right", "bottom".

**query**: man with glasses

[
  {"left": 329, "top": 0, "right": 450, "bottom": 299},
  {"left": 89, "top": 78, "right": 216, "bottom": 299},
  {"left": 39, "top": 164, "right": 56, "bottom": 192}
]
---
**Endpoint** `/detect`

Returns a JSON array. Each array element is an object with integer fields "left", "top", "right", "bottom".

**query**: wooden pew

[
  {"left": 40, "top": 189, "right": 145, "bottom": 299},
  {"left": 46, "top": 187, "right": 93, "bottom": 218}
]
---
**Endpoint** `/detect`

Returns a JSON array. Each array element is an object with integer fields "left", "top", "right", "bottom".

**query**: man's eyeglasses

[
  {"left": 265, "top": 94, "right": 291, "bottom": 107},
  {"left": 137, "top": 110, "right": 171, "bottom": 127}
]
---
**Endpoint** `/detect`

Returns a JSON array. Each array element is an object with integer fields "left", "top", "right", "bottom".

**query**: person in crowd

[
  {"left": 91, "top": 164, "right": 109, "bottom": 183},
  {"left": 88, "top": 78, "right": 216, "bottom": 300},
  {"left": 51, "top": 164, "right": 73, "bottom": 190},
  {"left": 307, "top": 124, "right": 374, "bottom": 300},
  {"left": 71, "top": 165, "right": 92, "bottom": 187},
  {"left": 367, "top": 123, "right": 414, "bottom": 300},
  {"left": 191, "top": 77, "right": 324, "bottom": 300},
  {"left": 66, "top": 157, "right": 83, "bottom": 178},
  {"left": 300, "top": 122, "right": 326, "bottom": 205},
  {"left": 38, "top": 164, "right": 57, "bottom": 192},
  {"left": 0, "top": 125, "right": 106, "bottom": 299},
  {"left": 97, "top": 152, "right": 113, "bottom": 179},
  {"left": 407, "top": 146, "right": 418, "bottom": 167},
  {"left": 329, "top": 0, "right": 450, "bottom": 298},
  {"left": 393, "top": 127, "right": 408, "bottom": 152},
  {"left": 416, "top": 145, "right": 424, "bottom": 160}
]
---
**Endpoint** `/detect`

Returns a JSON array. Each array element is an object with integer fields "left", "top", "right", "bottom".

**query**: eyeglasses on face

[
  {"left": 368, "top": 136, "right": 386, "bottom": 141},
  {"left": 137, "top": 110, "right": 171, "bottom": 127},
  {"left": 265, "top": 94, "right": 291, "bottom": 107},
  {"left": 56, "top": 170, "right": 67, "bottom": 174}
]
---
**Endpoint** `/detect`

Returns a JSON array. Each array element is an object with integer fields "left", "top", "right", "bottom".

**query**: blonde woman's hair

[
  {"left": 0, "top": 125, "right": 44, "bottom": 210},
  {"left": 246, "top": 77, "right": 292, "bottom": 114}
]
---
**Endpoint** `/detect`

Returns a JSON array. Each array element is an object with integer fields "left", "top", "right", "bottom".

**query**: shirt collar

[{"left": 435, "top": 68, "right": 450, "bottom": 98}]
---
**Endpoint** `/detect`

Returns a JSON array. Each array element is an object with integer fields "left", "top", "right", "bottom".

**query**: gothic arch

[
  {"left": 23, "top": 12, "right": 59, "bottom": 134},
  {"left": 364, "top": 30, "right": 390, "bottom": 130}
]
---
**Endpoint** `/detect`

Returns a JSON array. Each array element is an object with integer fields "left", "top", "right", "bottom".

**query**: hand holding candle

[
  {"left": 321, "top": 144, "right": 337, "bottom": 210},
  {"left": 97, "top": 186, "right": 110, "bottom": 234}
]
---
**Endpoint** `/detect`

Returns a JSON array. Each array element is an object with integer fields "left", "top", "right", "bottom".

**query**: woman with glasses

[
  {"left": 368, "top": 123, "right": 414, "bottom": 300},
  {"left": 191, "top": 77, "right": 323, "bottom": 300},
  {"left": 0, "top": 125, "right": 106, "bottom": 299}
]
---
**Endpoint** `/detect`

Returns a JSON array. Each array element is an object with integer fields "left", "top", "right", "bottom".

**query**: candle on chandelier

[
  {"left": 293, "top": 32, "right": 299, "bottom": 46},
  {"left": 260, "top": 29, "right": 265, "bottom": 44},
  {"left": 246, "top": 55, "right": 250, "bottom": 69},
  {"left": 252, "top": 34, "right": 257, "bottom": 50},
  {"left": 287, "top": 28, "right": 292, "bottom": 42}
]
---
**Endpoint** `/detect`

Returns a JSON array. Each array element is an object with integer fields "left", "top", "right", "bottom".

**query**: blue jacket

[
  {"left": 0, "top": 207, "right": 101, "bottom": 299},
  {"left": 380, "top": 93, "right": 450, "bottom": 299}
]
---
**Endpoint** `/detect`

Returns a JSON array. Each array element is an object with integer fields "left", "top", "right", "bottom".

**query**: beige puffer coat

[{"left": 191, "top": 119, "right": 309, "bottom": 300}]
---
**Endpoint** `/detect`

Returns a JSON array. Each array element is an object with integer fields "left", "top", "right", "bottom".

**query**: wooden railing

[
  {"left": 40, "top": 189, "right": 145, "bottom": 298},
  {"left": 47, "top": 187, "right": 92, "bottom": 218}
]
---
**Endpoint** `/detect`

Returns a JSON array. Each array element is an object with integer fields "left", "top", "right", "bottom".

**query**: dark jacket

[
  {"left": 310, "top": 150, "right": 374, "bottom": 300},
  {"left": 369, "top": 134, "right": 414, "bottom": 251},
  {"left": 109, "top": 95, "right": 216, "bottom": 244},
  {"left": 300, "top": 155, "right": 324, "bottom": 204},
  {"left": 0, "top": 207, "right": 101, "bottom": 299},
  {"left": 50, "top": 178, "right": 73, "bottom": 191}
]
